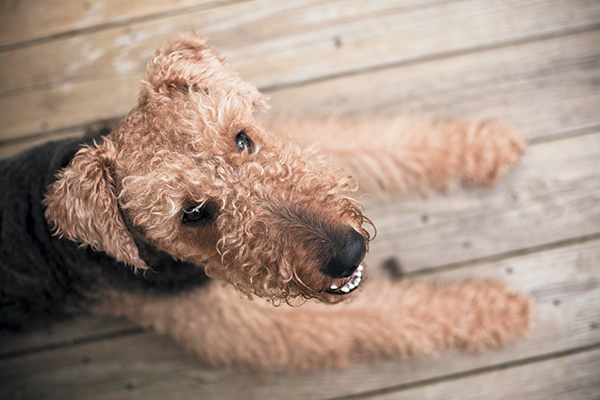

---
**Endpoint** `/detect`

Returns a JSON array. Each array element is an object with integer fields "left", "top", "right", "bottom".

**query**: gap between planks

[
  {"left": 0, "top": 0, "right": 249, "bottom": 51},
  {"left": 363, "top": 130, "right": 600, "bottom": 272},
  {"left": 0, "top": 326, "right": 145, "bottom": 361},
  {"left": 406, "top": 231, "right": 600, "bottom": 280},
  {"left": 259, "top": 21, "right": 600, "bottom": 94},
  {"left": 4, "top": 0, "right": 600, "bottom": 97},
  {"left": 328, "top": 343, "right": 600, "bottom": 400}
]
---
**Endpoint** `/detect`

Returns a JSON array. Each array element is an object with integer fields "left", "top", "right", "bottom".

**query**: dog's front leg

[
  {"left": 97, "top": 279, "right": 531, "bottom": 371},
  {"left": 264, "top": 116, "right": 524, "bottom": 194}
]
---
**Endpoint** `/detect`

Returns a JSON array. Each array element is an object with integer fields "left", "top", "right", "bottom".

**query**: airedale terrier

[{"left": 0, "top": 34, "right": 531, "bottom": 370}]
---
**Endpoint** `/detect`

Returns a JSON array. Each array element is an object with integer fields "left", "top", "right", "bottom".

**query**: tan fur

[
  {"left": 44, "top": 138, "right": 146, "bottom": 271},
  {"left": 99, "top": 279, "right": 532, "bottom": 371},
  {"left": 263, "top": 115, "right": 523, "bottom": 194},
  {"left": 44, "top": 33, "right": 531, "bottom": 371}
]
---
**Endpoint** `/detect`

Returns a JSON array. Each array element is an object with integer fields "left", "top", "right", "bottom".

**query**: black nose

[{"left": 322, "top": 229, "right": 367, "bottom": 279}]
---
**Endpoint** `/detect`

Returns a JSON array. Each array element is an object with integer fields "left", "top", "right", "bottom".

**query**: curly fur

[{"left": 1, "top": 33, "right": 531, "bottom": 369}]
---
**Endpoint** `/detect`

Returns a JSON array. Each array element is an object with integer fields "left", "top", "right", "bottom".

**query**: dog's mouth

[{"left": 325, "top": 264, "right": 364, "bottom": 295}]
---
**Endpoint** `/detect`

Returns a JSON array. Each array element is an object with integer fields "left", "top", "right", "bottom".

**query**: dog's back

[
  {"left": 0, "top": 138, "right": 94, "bottom": 330},
  {"left": 0, "top": 135, "right": 214, "bottom": 331}
]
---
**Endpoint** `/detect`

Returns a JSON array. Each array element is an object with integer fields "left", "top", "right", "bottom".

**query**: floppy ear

[
  {"left": 43, "top": 138, "right": 148, "bottom": 272},
  {"left": 140, "top": 33, "right": 269, "bottom": 111}
]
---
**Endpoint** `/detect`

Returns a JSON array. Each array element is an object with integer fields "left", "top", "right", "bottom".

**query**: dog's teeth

[{"left": 329, "top": 265, "right": 364, "bottom": 293}]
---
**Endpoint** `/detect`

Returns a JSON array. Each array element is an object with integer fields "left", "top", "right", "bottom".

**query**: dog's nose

[{"left": 322, "top": 229, "right": 366, "bottom": 279}]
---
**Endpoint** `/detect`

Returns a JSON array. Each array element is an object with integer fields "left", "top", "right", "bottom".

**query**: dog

[{"left": 0, "top": 34, "right": 531, "bottom": 370}]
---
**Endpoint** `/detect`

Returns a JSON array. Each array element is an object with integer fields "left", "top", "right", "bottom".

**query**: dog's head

[{"left": 44, "top": 34, "right": 372, "bottom": 304}]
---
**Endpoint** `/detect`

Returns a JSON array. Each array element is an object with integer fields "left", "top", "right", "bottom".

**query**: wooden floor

[{"left": 1, "top": 1, "right": 599, "bottom": 399}]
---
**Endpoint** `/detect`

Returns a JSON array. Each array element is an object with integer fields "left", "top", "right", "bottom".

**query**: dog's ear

[
  {"left": 140, "top": 33, "right": 269, "bottom": 111},
  {"left": 44, "top": 138, "right": 148, "bottom": 272}
]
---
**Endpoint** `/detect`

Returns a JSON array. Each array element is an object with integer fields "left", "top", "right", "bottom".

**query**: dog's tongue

[{"left": 326, "top": 265, "right": 364, "bottom": 295}]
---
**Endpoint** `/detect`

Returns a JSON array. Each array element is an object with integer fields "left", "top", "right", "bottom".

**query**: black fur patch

[{"left": 0, "top": 137, "right": 210, "bottom": 331}]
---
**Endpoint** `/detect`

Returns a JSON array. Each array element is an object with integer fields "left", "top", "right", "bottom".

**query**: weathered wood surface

[
  {"left": 368, "top": 348, "right": 600, "bottom": 400},
  {"left": 0, "top": 0, "right": 236, "bottom": 48},
  {"left": 2, "top": 28, "right": 600, "bottom": 155},
  {"left": 0, "top": 315, "right": 140, "bottom": 359},
  {"left": 1, "top": 239, "right": 598, "bottom": 399},
  {"left": 5, "top": 0, "right": 598, "bottom": 93},
  {"left": 268, "top": 29, "right": 600, "bottom": 139},
  {"left": 365, "top": 131, "right": 600, "bottom": 273},
  {"left": 1, "top": 0, "right": 600, "bottom": 144},
  {"left": 1, "top": 0, "right": 599, "bottom": 399},
  {"left": 0, "top": 127, "right": 85, "bottom": 160}
]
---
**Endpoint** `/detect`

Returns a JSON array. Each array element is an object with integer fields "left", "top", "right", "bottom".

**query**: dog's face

[{"left": 44, "top": 34, "right": 371, "bottom": 303}]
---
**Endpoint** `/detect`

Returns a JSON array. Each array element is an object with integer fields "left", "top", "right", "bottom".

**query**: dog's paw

[{"left": 462, "top": 120, "right": 524, "bottom": 187}]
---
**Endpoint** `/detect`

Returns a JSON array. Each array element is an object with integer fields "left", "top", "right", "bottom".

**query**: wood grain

[
  {"left": 364, "top": 131, "right": 600, "bottom": 273},
  {"left": 0, "top": 127, "right": 85, "bottom": 160},
  {"left": 368, "top": 348, "right": 600, "bottom": 400},
  {"left": 2, "top": 28, "right": 599, "bottom": 145},
  {"left": 0, "top": 315, "right": 139, "bottom": 358},
  {"left": 3, "top": 0, "right": 599, "bottom": 95},
  {"left": 268, "top": 28, "right": 600, "bottom": 140},
  {"left": 0, "top": 76, "right": 139, "bottom": 143},
  {"left": 0, "top": 0, "right": 235, "bottom": 48}
]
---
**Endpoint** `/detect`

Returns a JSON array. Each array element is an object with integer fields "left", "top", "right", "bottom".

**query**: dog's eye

[
  {"left": 235, "top": 131, "right": 254, "bottom": 153},
  {"left": 182, "top": 205, "right": 213, "bottom": 225}
]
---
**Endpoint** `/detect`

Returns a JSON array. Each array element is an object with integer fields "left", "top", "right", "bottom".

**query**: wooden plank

[
  {"left": 3, "top": 0, "right": 599, "bottom": 95},
  {"left": 0, "top": 77, "right": 138, "bottom": 143},
  {"left": 0, "top": 0, "right": 235, "bottom": 48},
  {"left": 230, "top": 0, "right": 600, "bottom": 90},
  {"left": 364, "top": 132, "right": 600, "bottom": 273},
  {"left": 268, "top": 28, "right": 600, "bottom": 141},
  {"left": 0, "top": 315, "right": 138, "bottom": 358},
  {"left": 2, "top": 26, "right": 599, "bottom": 144},
  {"left": 0, "top": 332, "right": 214, "bottom": 400},
  {"left": 0, "top": 0, "right": 363, "bottom": 95},
  {"left": 368, "top": 348, "right": 600, "bottom": 400},
  {"left": 0, "top": 127, "right": 85, "bottom": 160},
  {"left": 1, "top": 239, "right": 598, "bottom": 400}
]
